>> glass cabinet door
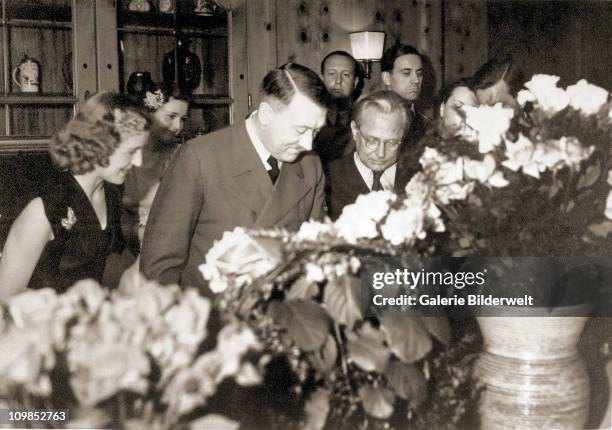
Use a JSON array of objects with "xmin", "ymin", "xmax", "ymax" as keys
[
  {"xmin": 0, "ymin": 0, "xmax": 78, "ymax": 147},
  {"xmin": 116, "ymin": 0, "xmax": 232, "ymax": 138}
]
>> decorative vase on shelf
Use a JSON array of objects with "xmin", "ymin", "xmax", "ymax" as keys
[
  {"xmin": 126, "ymin": 71, "xmax": 155, "ymax": 102},
  {"xmin": 194, "ymin": 0, "xmax": 216, "ymax": 16},
  {"xmin": 128, "ymin": 0, "xmax": 152, "ymax": 12},
  {"xmin": 158, "ymin": 0, "xmax": 174, "ymax": 13},
  {"xmin": 12, "ymin": 54, "xmax": 40, "ymax": 93},
  {"xmin": 475, "ymin": 305, "xmax": 591, "ymax": 430},
  {"xmin": 162, "ymin": 38, "xmax": 202, "ymax": 95}
]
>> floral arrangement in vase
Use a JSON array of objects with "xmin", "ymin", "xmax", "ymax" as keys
[
  {"xmin": 418, "ymin": 74, "xmax": 612, "ymax": 305},
  {"xmin": 199, "ymin": 189, "xmax": 479, "ymax": 430},
  {"xmin": 0, "ymin": 275, "xmax": 261, "ymax": 429}
]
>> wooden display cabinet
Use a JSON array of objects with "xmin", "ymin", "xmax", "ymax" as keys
[
  {"xmin": 0, "ymin": 0, "xmax": 96, "ymax": 152},
  {"xmin": 114, "ymin": 0, "xmax": 234, "ymax": 138}
]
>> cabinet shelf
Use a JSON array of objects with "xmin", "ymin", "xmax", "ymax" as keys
[
  {"xmin": 118, "ymin": 24, "xmax": 226, "ymax": 37},
  {"xmin": 0, "ymin": 137, "xmax": 49, "ymax": 153},
  {"xmin": 192, "ymin": 95, "xmax": 232, "ymax": 105},
  {"xmin": 118, "ymin": 11, "xmax": 227, "ymax": 33},
  {"xmin": 5, "ymin": 4, "xmax": 71, "ymax": 23},
  {"xmin": 0, "ymin": 94, "xmax": 77, "ymax": 105}
]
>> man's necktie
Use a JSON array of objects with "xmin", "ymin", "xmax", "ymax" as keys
[
  {"xmin": 267, "ymin": 156, "xmax": 280, "ymax": 184},
  {"xmin": 372, "ymin": 170, "xmax": 384, "ymax": 191}
]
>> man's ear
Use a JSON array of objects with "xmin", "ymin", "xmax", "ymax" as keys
[
  {"xmin": 439, "ymin": 102, "xmax": 445, "ymax": 119},
  {"xmin": 381, "ymin": 71, "xmax": 391, "ymax": 88},
  {"xmin": 350, "ymin": 120, "xmax": 359, "ymax": 141},
  {"xmin": 353, "ymin": 77, "xmax": 359, "ymax": 90},
  {"xmin": 258, "ymin": 101, "xmax": 274, "ymax": 126}
]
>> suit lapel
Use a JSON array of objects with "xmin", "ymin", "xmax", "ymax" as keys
[
  {"xmin": 256, "ymin": 157, "xmax": 311, "ymax": 228},
  {"xmin": 219, "ymin": 122, "xmax": 272, "ymax": 215}
]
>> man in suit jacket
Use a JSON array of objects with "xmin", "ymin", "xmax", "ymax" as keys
[
  {"xmin": 140, "ymin": 63, "xmax": 329, "ymax": 293},
  {"xmin": 327, "ymin": 90, "xmax": 411, "ymax": 220}
]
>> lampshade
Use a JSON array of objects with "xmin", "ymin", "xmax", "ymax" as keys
[{"xmin": 349, "ymin": 31, "xmax": 385, "ymax": 61}]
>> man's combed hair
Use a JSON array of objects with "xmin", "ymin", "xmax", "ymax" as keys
[
  {"xmin": 381, "ymin": 43, "xmax": 422, "ymax": 73},
  {"xmin": 472, "ymin": 54, "xmax": 524, "ymax": 96},
  {"xmin": 260, "ymin": 62, "xmax": 331, "ymax": 109},
  {"xmin": 352, "ymin": 90, "xmax": 409, "ymax": 127}
]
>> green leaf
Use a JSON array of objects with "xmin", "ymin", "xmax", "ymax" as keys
[
  {"xmin": 268, "ymin": 300, "xmax": 329, "ymax": 351},
  {"xmin": 380, "ymin": 316, "xmax": 432, "ymax": 363},
  {"xmin": 385, "ymin": 360, "xmax": 427, "ymax": 405},
  {"xmin": 303, "ymin": 388, "xmax": 330, "ymax": 430},
  {"xmin": 577, "ymin": 161, "xmax": 601, "ymax": 190},
  {"xmin": 286, "ymin": 276, "xmax": 319, "ymax": 300},
  {"xmin": 324, "ymin": 274, "xmax": 363, "ymax": 328},
  {"xmin": 309, "ymin": 334, "xmax": 337, "ymax": 375},
  {"xmin": 417, "ymin": 317, "xmax": 451, "ymax": 345},
  {"xmin": 346, "ymin": 322, "xmax": 390, "ymax": 372},
  {"xmin": 358, "ymin": 386, "xmax": 395, "ymax": 419}
]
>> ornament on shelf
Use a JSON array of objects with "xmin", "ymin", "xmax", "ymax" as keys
[
  {"xmin": 158, "ymin": 0, "xmax": 174, "ymax": 13},
  {"xmin": 162, "ymin": 38, "xmax": 202, "ymax": 95},
  {"xmin": 128, "ymin": 0, "xmax": 152, "ymax": 12},
  {"xmin": 12, "ymin": 54, "xmax": 40, "ymax": 93},
  {"xmin": 194, "ymin": 0, "xmax": 216, "ymax": 16},
  {"xmin": 126, "ymin": 71, "xmax": 155, "ymax": 102}
]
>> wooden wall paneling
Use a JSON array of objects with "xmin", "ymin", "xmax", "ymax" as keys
[
  {"xmin": 246, "ymin": 0, "xmax": 277, "ymax": 110},
  {"xmin": 419, "ymin": 0, "xmax": 443, "ymax": 93},
  {"xmin": 229, "ymin": 0, "xmax": 248, "ymax": 121},
  {"xmin": 199, "ymin": 36, "xmax": 230, "ymax": 96},
  {"xmin": 95, "ymin": 0, "xmax": 120, "ymax": 91},
  {"xmin": 119, "ymin": 33, "xmax": 175, "ymax": 90},
  {"xmin": 73, "ymin": 0, "xmax": 97, "ymax": 105},
  {"xmin": 0, "ymin": 26, "xmax": 5, "ymax": 95},
  {"xmin": 578, "ymin": 2, "xmax": 612, "ymax": 90},
  {"xmin": 443, "ymin": 0, "xmax": 488, "ymax": 85},
  {"xmin": 488, "ymin": 1, "xmax": 612, "ymax": 90},
  {"xmin": 10, "ymin": 106, "xmax": 71, "ymax": 136}
]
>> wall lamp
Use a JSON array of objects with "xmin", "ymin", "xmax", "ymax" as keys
[{"xmin": 349, "ymin": 31, "xmax": 385, "ymax": 79}]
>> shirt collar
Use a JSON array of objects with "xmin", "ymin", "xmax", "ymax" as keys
[
  {"xmin": 245, "ymin": 111, "xmax": 274, "ymax": 169},
  {"xmin": 353, "ymin": 152, "xmax": 397, "ymax": 191}
]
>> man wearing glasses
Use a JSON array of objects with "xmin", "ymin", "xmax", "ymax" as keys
[{"xmin": 327, "ymin": 90, "xmax": 410, "ymax": 220}]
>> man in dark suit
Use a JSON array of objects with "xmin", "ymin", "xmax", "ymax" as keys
[
  {"xmin": 313, "ymin": 51, "xmax": 363, "ymax": 165},
  {"xmin": 327, "ymin": 90, "xmax": 411, "ymax": 220},
  {"xmin": 140, "ymin": 63, "xmax": 329, "ymax": 293},
  {"xmin": 380, "ymin": 44, "xmax": 430, "ymax": 189}
]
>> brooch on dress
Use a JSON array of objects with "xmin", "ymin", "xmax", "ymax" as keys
[{"xmin": 61, "ymin": 207, "xmax": 77, "ymax": 230}]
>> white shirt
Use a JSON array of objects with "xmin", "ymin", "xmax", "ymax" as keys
[
  {"xmin": 245, "ymin": 111, "xmax": 281, "ymax": 171},
  {"xmin": 353, "ymin": 152, "xmax": 396, "ymax": 191}
]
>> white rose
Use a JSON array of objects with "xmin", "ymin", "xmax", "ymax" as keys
[
  {"xmin": 516, "ymin": 89, "xmax": 536, "ymax": 107},
  {"xmin": 295, "ymin": 220, "xmax": 334, "ymax": 241},
  {"xmin": 335, "ymin": 191, "xmax": 395, "ymax": 242},
  {"xmin": 380, "ymin": 207, "xmax": 425, "ymax": 245},
  {"xmin": 523, "ymin": 74, "xmax": 569, "ymax": 116},
  {"xmin": 463, "ymin": 104, "xmax": 515, "ymax": 153},
  {"xmin": 464, "ymin": 155, "xmax": 509, "ymax": 187},
  {"xmin": 502, "ymin": 133, "xmax": 541, "ymax": 178},
  {"xmin": 566, "ymin": 79, "xmax": 609, "ymax": 116},
  {"xmin": 434, "ymin": 182, "xmax": 474, "ymax": 204}
]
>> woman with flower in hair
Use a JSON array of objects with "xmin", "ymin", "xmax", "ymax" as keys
[
  {"xmin": 0, "ymin": 92, "xmax": 150, "ymax": 298},
  {"xmin": 121, "ymin": 83, "xmax": 191, "ymax": 255}
]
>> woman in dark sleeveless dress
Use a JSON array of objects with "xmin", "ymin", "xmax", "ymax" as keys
[{"xmin": 0, "ymin": 92, "xmax": 150, "ymax": 297}]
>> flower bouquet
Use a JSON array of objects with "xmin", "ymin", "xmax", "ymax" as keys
[
  {"xmin": 419, "ymin": 75, "xmax": 612, "ymax": 306},
  {"xmin": 0, "ymin": 275, "xmax": 262, "ymax": 429},
  {"xmin": 199, "ymin": 190, "xmax": 479, "ymax": 430}
]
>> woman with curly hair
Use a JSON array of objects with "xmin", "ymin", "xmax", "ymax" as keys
[{"xmin": 0, "ymin": 92, "xmax": 150, "ymax": 297}]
